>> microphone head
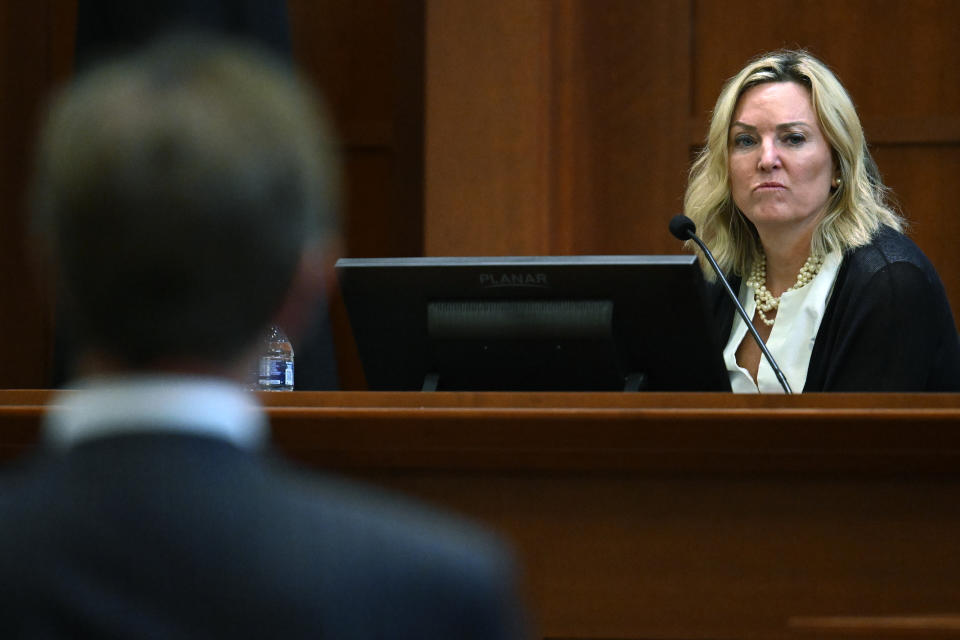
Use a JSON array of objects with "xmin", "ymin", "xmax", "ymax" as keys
[{"xmin": 669, "ymin": 215, "xmax": 696, "ymax": 241}]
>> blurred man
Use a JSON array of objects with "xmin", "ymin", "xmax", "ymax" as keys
[
  {"xmin": 0, "ymin": 35, "xmax": 526, "ymax": 639},
  {"xmin": 51, "ymin": 0, "xmax": 340, "ymax": 389}
]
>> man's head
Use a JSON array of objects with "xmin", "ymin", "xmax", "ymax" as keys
[{"xmin": 32, "ymin": 34, "xmax": 338, "ymax": 372}]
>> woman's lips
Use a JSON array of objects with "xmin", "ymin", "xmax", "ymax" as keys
[{"xmin": 755, "ymin": 182, "xmax": 787, "ymax": 191}]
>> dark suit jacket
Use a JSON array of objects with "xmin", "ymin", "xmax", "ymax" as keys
[
  {"xmin": 708, "ymin": 226, "xmax": 960, "ymax": 391},
  {"xmin": 0, "ymin": 432, "xmax": 526, "ymax": 638}
]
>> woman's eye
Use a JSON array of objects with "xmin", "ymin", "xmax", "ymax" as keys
[
  {"xmin": 784, "ymin": 133, "xmax": 806, "ymax": 145},
  {"xmin": 732, "ymin": 134, "xmax": 755, "ymax": 148}
]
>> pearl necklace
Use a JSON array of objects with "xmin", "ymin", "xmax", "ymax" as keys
[{"xmin": 746, "ymin": 252, "xmax": 823, "ymax": 326}]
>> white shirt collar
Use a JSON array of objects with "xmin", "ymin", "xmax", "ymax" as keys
[
  {"xmin": 44, "ymin": 375, "xmax": 268, "ymax": 450},
  {"xmin": 724, "ymin": 250, "xmax": 843, "ymax": 393}
]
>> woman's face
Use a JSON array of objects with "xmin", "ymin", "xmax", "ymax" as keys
[{"xmin": 727, "ymin": 82, "xmax": 836, "ymax": 239}]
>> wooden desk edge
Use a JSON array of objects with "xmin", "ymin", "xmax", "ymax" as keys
[{"xmin": 3, "ymin": 391, "xmax": 960, "ymax": 472}]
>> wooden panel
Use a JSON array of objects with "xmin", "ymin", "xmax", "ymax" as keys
[
  {"xmin": 424, "ymin": 0, "xmax": 551, "ymax": 256},
  {"xmin": 379, "ymin": 470, "xmax": 960, "ymax": 640},
  {"xmin": 265, "ymin": 393, "xmax": 960, "ymax": 639},
  {"xmin": 288, "ymin": 0, "xmax": 424, "ymax": 260},
  {"xmin": 0, "ymin": 1, "xmax": 74, "ymax": 388},
  {"xmin": 289, "ymin": 0, "xmax": 397, "ymax": 145},
  {"xmin": 209, "ymin": 393, "xmax": 960, "ymax": 640},
  {"xmin": 424, "ymin": 0, "xmax": 692, "ymax": 257},
  {"xmin": 549, "ymin": 0, "xmax": 691, "ymax": 256},
  {"xmin": 5, "ymin": 390, "xmax": 960, "ymax": 639},
  {"xmin": 692, "ymin": 0, "xmax": 960, "ymax": 123}
]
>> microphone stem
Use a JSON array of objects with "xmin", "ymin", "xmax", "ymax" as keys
[{"xmin": 688, "ymin": 234, "xmax": 793, "ymax": 394}]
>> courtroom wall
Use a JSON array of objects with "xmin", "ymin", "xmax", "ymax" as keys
[
  {"xmin": 1, "ymin": 0, "xmax": 958, "ymax": 388},
  {"xmin": 0, "ymin": 0, "xmax": 423, "ymax": 388},
  {"xmin": 425, "ymin": 0, "xmax": 960, "ymax": 328},
  {"xmin": 0, "ymin": 1, "xmax": 74, "ymax": 388}
]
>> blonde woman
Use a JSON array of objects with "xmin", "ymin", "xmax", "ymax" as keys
[{"xmin": 684, "ymin": 50, "xmax": 960, "ymax": 392}]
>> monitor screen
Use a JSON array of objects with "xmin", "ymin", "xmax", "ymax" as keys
[{"xmin": 335, "ymin": 255, "xmax": 730, "ymax": 391}]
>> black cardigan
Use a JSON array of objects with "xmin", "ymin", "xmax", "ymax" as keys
[{"xmin": 708, "ymin": 226, "xmax": 960, "ymax": 391}]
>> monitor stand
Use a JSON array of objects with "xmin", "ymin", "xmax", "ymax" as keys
[
  {"xmin": 422, "ymin": 372, "xmax": 440, "ymax": 392},
  {"xmin": 623, "ymin": 372, "xmax": 646, "ymax": 392}
]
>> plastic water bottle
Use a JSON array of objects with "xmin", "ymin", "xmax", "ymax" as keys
[{"xmin": 258, "ymin": 325, "xmax": 294, "ymax": 391}]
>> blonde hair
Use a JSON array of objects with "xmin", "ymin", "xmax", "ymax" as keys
[{"xmin": 682, "ymin": 49, "xmax": 903, "ymax": 278}]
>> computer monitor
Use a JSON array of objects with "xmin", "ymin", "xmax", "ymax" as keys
[{"xmin": 335, "ymin": 255, "xmax": 730, "ymax": 391}]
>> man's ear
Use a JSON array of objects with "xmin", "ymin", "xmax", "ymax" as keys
[{"xmin": 270, "ymin": 239, "xmax": 342, "ymax": 342}]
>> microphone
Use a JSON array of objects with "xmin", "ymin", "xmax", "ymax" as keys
[{"xmin": 669, "ymin": 214, "xmax": 793, "ymax": 394}]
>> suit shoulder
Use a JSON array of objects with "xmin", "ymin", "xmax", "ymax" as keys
[
  {"xmin": 271, "ymin": 463, "xmax": 518, "ymax": 583},
  {"xmin": 269, "ymin": 467, "xmax": 525, "ymax": 637}
]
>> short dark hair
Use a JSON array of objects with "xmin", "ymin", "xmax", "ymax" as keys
[{"xmin": 32, "ymin": 34, "xmax": 338, "ymax": 365}]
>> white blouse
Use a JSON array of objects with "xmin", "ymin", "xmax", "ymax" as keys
[{"xmin": 723, "ymin": 250, "xmax": 842, "ymax": 393}]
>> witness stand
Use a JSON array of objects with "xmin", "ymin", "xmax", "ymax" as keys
[{"xmin": 3, "ymin": 390, "xmax": 960, "ymax": 639}]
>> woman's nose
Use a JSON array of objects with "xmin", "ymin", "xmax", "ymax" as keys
[{"xmin": 757, "ymin": 139, "xmax": 781, "ymax": 171}]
